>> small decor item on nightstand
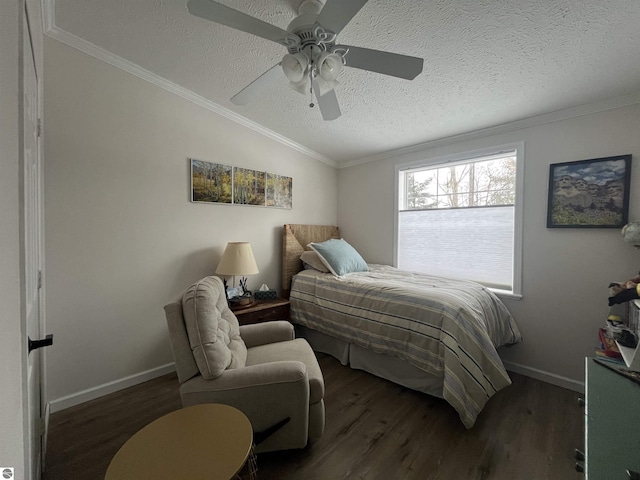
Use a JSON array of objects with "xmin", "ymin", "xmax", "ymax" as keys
[
  {"xmin": 231, "ymin": 277, "xmax": 254, "ymax": 307},
  {"xmin": 254, "ymin": 284, "xmax": 277, "ymax": 300},
  {"xmin": 216, "ymin": 242, "xmax": 259, "ymax": 308},
  {"xmin": 229, "ymin": 295, "xmax": 253, "ymax": 307}
]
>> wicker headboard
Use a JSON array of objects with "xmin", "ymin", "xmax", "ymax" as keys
[{"xmin": 282, "ymin": 224, "xmax": 339, "ymax": 298}]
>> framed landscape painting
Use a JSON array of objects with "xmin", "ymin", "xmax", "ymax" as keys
[
  {"xmin": 190, "ymin": 159, "xmax": 292, "ymax": 209},
  {"xmin": 233, "ymin": 167, "xmax": 265, "ymax": 206},
  {"xmin": 191, "ymin": 159, "xmax": 232, "ymax": 204},
  {"xmin": 547, "ymin": 154, "xmax": 631, "ymax": 228},
  {"xmin": 266, "ymin": 172, "xmax": 293, "ymax": 209}
]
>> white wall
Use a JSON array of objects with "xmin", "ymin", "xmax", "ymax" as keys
[
  {"xmin": 43, "ymin": 38, "xmax": 337, "ymax": 408},
  {"xmin": 338, "ymin": 104, "xmax": 640, "ymax": 388}
]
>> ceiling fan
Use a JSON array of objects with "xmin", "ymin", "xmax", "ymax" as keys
[{"xmin": 187, "ymin": 0, "xmax": 424, "ymax": 120}]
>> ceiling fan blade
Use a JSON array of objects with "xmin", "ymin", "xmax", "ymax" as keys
[
  {"xmin": 231, "ymin": 63, "xmax": 284, "ymax": 105},
  {"xmin": 188, "ymin": 0, "xmax": 289, "ymax": 44},
  {"xmin": 312, "ymin": 77, "xmax": 341, "ymax": 121},
  {"xmin": 340, "ymin": 45, "xmax": 424, "ymax": 80},
  {"xmin": 316, "ymin": 0, "xmax": 369, "ymax": 35}
]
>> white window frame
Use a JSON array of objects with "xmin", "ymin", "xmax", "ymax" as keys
[{"xmin": 393, "ymin": 142, "xmax": 524, "ymax": 299}]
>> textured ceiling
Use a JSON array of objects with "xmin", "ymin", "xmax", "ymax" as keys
[{"xmin": 50, "ymin": 0, "xmax": 640, "ymax": 165}]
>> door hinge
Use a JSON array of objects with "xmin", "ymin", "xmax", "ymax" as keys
[
  {"xmin": 37, "ymin": 118, "xmax": 42, "ymax": 137},
  {"xmin": 38, "ymin": 270, "xmax": 42, "ymax": 289}
]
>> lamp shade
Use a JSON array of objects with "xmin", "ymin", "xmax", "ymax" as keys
[
  {"xmin": 317, "ymin": 52, "xmax": 343, "ymax": 82},
  {"xmin": 215, "ymin": 242, "xmax": 259, "ymax": 276},
  {"xmin": 282, "ymin": 52, "xmax": 309, "ymax": 83}
]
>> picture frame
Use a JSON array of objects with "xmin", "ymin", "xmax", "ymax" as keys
[
  {"xmin": 233, "ymin": 167, "xmax": 265, "ymax": 206},
  {"xmin": 191, "ymin": 159, "xmax": 232, "ymax": 204},
  {"xmin": 547, "ymin": 154, "xmax": 632, "ymax": 228},
  {"xmin": 266, "ymin": 172, "xmax": 293, "ymax": 209},
  {"xmin": 190, "ymin": 158, "xmax": 292, "ymax": 209}
]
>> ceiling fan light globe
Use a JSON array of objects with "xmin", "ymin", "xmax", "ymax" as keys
[
  {"xmin": 317, "ymin": 52, "xmax": 344, "ymax": 82},
  {"xmin": 282, "ymin": 53, "xmax": 310, "ymax": 83}
]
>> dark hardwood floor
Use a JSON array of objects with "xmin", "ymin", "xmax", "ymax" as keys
[{"xmin": 44, "ymin": 354, "xmax": 584, "ymax": 480}]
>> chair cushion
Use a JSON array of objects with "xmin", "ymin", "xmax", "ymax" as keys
[
  {"xmin": 182, "ymin": 276, "xmax": 247, "ymax": 380},
  {"xmin": 246, "ymin": 338, "xmax": 324, "ymax": 404}
]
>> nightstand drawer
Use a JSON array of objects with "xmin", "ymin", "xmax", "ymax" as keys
[{"xmin": 233, "ymin": 299, "xmax": 290, "ymax": 326}]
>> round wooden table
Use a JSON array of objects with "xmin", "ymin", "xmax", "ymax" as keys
[{"xmin": 105, "ymin": 404, "xmax": 254, "ymax": 480}]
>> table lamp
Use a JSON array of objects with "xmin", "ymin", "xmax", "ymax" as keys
[{"xmin": 215, "ymin": 242, "xmax": 259, "ymax": 300}]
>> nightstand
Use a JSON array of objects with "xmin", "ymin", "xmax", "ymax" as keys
[{"xmin": 231, "ymin": 298, "xmax": 291, "ymax": 326}]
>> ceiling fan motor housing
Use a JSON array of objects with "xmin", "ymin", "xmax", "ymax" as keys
[
  {"xmin": 286, "ymin": 0, "xmax": 336, "ymax": 55},
  {"xmin": 286, "ymin": 28, "xmax": 336, "ymax": 56}
]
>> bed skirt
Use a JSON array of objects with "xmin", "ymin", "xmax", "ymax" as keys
[{"xmin": 294, "ymin": 324, "xmax": 443, "ymax": 399}]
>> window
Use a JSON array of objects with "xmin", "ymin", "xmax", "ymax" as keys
[{"xmin": 395, "ymin": 144, "xmax": 523, "ymax": 296}]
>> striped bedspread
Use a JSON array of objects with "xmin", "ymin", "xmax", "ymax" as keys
[{"xmin": 290, "ymin": 264, "xmax": 522, "ymax": 428}]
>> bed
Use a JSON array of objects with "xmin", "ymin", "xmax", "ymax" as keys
[{"xmin": 282, "ymin": 224, "xmax": 522, "ymax": 428}]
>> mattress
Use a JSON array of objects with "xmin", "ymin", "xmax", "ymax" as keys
[{"xmin": 290, "ymin": 264, "xmax": 522, "ymax": 428}]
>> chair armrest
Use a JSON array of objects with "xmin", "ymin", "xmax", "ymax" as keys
[{"xmin": 239, "ymin": 321, "xmax": 294, "ymax": 347}]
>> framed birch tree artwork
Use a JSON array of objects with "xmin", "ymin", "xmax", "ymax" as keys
[
  {"xmin": 233, "ymin": 167, "xmax": 265, "ymax": 206},
  {"xmin": 190, "ymin": 159, "xmax": 292, "ymax": 209},
  {"xmin": 266, "ymin": 172, "xmax": 293, "ymax": 209},
  {"xmin": 191, "ymin": 159, "xmax": 232, "ymax": 204}
]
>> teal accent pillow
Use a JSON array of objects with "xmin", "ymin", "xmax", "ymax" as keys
[{"xmin": 309, "ymin": 238, "xmax": 368, "ymax": 276}]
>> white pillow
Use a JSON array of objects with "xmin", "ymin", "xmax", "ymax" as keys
[
  {"xmin": 309, "ymin": 238, "xmax": 368, "ymax": 276},
  {"xmin": 300, "ymin": 250, "xmax": 330, "ymax": 273}
]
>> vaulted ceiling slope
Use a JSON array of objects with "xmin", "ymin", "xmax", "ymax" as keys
[{"xmin": 48, "ymin": 0, "xmax": 640, "ymax": 166}]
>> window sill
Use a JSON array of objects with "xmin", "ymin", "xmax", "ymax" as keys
[{"xmin": 491, "ymin": 289, "xmax": 522, "ymax": 301}]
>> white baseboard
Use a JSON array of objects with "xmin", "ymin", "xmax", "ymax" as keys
[
  {"xmin": 503, "ymin": 360, "xmax": 585, "ymax": 394},
  {"xmin": 48, "ymin": 363, "xmax": 176, "ymax": 413}
]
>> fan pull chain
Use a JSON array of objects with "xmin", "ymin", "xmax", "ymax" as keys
[{"xmin": 308, "ymin": 70, "xmax": 314, "ymax": 108}]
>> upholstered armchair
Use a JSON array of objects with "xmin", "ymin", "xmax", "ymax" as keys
[{"xmin": 164, "ymin": 276, "xmax": 325, "ymax": 453}]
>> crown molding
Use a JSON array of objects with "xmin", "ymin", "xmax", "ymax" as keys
[
  {"xmin": 42, "ymin": 0, "xmax": 337, "ymax": 169},
  {"xmin": 340, "ymin": 91, "xmax": 640, "ymax": 169}
]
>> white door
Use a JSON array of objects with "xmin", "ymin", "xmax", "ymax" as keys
[{"xmin": 23, "ymin": 5, "xmax": 48, "ymax": 479}]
